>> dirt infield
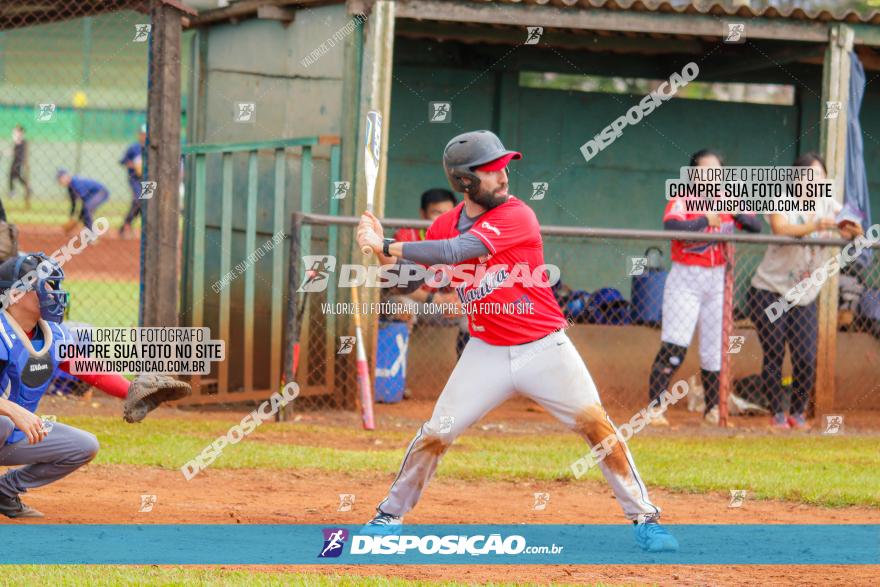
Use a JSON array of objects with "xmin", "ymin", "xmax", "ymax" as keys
[
  {"xmin": 5, "ymin": 465, "xmax": 879, "ymax": 586},
  {"xmin": 14, "ymin": 463, "xmax": 880, "ymax": 526},
  {"xmin": 2, "ymin": 395, "xmax": 877, "ymax": 586},
  {"xmin": 17, "ymin": 223, "xmax": 139, "ymax": 281}
]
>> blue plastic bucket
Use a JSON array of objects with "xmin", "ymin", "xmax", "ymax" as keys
[
  {"xmin": 375, "ymin": 322, "xmax": 409, "ymax": 403},
  {"xmin": 631, "ymin": 270, "xmax": 667, "ymax": 325}
]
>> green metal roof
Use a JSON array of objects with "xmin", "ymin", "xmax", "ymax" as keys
[{"xmin": 480, "ymin": 0, "xmax": 880, "ymax": 25}]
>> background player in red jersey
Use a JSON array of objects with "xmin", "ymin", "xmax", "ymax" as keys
[
  {"xmin": 646, "ymin": 149, "xmax": 761, "ymax": 427},
  {"xmin": 356, "ymin": 130, "xmax": 678, "ymax": 553}
]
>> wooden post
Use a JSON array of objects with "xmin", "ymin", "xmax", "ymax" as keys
[
  {"xmin": 355, "ymin": 0, "xmax": 396, "ymax": 407},
  {"xmin": 337, "ymin": 3, "xmax": 367, "ymax": 409},
  {"xmin": 815, "ymin": 24, "xmax": 854, "ymax": 418},
  {"xmin": 142, "ymin": 0, "xmax": 195, "ymax": 327}
]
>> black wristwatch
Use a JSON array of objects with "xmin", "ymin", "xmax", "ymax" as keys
[{"xmin": 382, "ymin": 238, "xmax": 395, "ymax": 257}]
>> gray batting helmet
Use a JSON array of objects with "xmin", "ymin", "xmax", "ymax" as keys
[{"xmin": 443, "ymin": 130, "xmax": 521, "ymax": 195}]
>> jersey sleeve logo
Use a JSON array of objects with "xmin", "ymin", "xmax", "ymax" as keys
[{"xmin": 480, "ymin": 221, "xmax": 501, "ymax": 236}]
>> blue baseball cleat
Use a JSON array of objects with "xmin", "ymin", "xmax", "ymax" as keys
[
  {"xmin": 361, "ymin": 509, "xmax": 403, "ymax": 535},
  {"xmin": 634, "ymin": 517, "xmax": 679, "ymax": 553}
]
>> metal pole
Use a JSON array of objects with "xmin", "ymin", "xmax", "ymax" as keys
[{"xmin": 293, "ymin": 212, "xmax": 879, "ymax": 249}]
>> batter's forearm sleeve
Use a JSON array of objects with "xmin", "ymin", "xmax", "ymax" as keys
[
  {"xmin": 60, "ymin": 362, "xmax": 130, "ymax": 399},
  {"xmin": 734, "ymin": 214, "xmax": 762, "ymax": 233},
  {"xmin": 400, "ymin": 233, "xmax": 489, "ymax": 265},
  {"xmin": 664, "ymin": 217, "xmax": 708, "ymax": 232},
  {"xmin": 389, "ymin": 235, "xmax": 490, "ymax": 293}
]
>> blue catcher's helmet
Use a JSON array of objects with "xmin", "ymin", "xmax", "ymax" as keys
[{"xmin": 0, "ymin": 252, "xmax": 70, "ymax": 323}]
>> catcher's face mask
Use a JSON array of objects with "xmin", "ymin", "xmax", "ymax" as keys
[{"xmin": 3, "ymin": 253, "xmax": 70, "ymax": 323}]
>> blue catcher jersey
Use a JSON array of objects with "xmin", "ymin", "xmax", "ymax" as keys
[{"xmin": 0, "ymin": 312, "xmax": 71, "ymax": 445}]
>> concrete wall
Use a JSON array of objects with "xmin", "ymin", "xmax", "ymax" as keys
[
  {"xmin": 195, "ymin": 6, "xmax": 348, "ymax": 144},
  {"xmin": 188, "ymin": 5, "xmax": 352, "ymax": 392}
]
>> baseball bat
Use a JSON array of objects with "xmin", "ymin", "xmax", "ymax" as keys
[
  {"xmin": 361, "ymin": 110, "xmax": 382, "ymax": 256},
  {"xmin": 292, "ymin": 286, "xmax": 308, "ymax": 376},
  {"xmin": 350, "ymin": 285, "xmax": 375, "ymax": 430}
]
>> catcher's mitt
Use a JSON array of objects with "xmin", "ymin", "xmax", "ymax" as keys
[{"xmin": 123, "ymin": 373, "xmax": 192, "ymax": 423}]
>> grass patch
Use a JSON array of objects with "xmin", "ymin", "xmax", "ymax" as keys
[
  {"xmin": 65, "ymin": 280, "xmax": 139, "ymax": 327},
  {"xmin": 67, "ymin": 416, "xmax": 880, "ymax": 508},
  {"xmin": 5, "ymin": 197, "xmax": 134, "ymax": 227},
  {"xmin": 2, "ymin": 566, "xmax": 601, "ymax": 587}
]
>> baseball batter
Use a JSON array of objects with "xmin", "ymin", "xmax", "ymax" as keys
[
  {"xmin": 356, "ymin": 130, "xmax": 678, "ymax": 552},
  {"xmin": 647, "ymin": 149, "xmax": 760, "ymax": 426},
  {"xmin": 0, "ymin": 253, "xmax": 190, "ymax": 518}
]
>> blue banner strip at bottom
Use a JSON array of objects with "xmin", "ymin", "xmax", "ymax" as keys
[{"xmin": 0, "ymin": 525, "xmax": 876, "ymax": 565}]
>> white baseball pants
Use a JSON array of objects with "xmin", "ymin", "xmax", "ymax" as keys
[
  {"xmin": 378, "ymin": 330, "xmax": 661, "ymax": 521},
  {"xmin": 661, "ymin": 262, "xmax": 725, "ymax": 371}
]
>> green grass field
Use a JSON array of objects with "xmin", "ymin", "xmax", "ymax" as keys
[
  {"xmin": 70, "ymin": 416, "xmax": 880, "ymax": 508},
  {"xmin": 16, "ymin": 415, "xmax": 878, "ymax": 585},
  {"xmin": 5, "ymin": 197, "xmax": 134, "ymax": 227},
  {"xmin": 65, "ymin": 280, "xmax": 140, "ymax": 327}
]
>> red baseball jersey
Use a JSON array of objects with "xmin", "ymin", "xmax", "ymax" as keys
[
  {"xmin": 425, "ymin": 196, "xmax": 567, "ymax": 345},
  {"xmin": 393, "ymin": 227, "xmax": 426, "ymax": 243},
  {"xmin": 663, "ymin": 199, "xmax": 735, "ymax": 268}
]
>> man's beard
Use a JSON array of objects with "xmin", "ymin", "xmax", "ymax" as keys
[{"xmin": 469, "ymin": 185, "xmax": 507, "ymax": 210}]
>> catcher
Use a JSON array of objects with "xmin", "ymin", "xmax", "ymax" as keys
[{"xmin": 0, "ymin": 252, "xmax": 190, "ymax": 518}]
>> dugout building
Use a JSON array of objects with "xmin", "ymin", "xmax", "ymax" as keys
[{"xmin": 175, "ymin": 0, "xmax": 880, "ymax": 419}]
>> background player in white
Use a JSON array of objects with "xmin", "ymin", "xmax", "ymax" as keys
[
  {"xmin": 356, "ymin": 130, "xmax": 678, "ymax": 552},
  {"xmin": 647, "ymin": 149, "xmax": 761, "ymax": 426},
  {"xmin": 748, "ymin": 152, "xmax": 861, "ymax": 429}
]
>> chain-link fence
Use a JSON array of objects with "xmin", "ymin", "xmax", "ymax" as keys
[
  {"xmin": 1, "ymin": 1, "xmax": 152, "ymax": 327},
  {"xmin": 291, "ymin": 212, "xmax": 880, "ymax": 428}
]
